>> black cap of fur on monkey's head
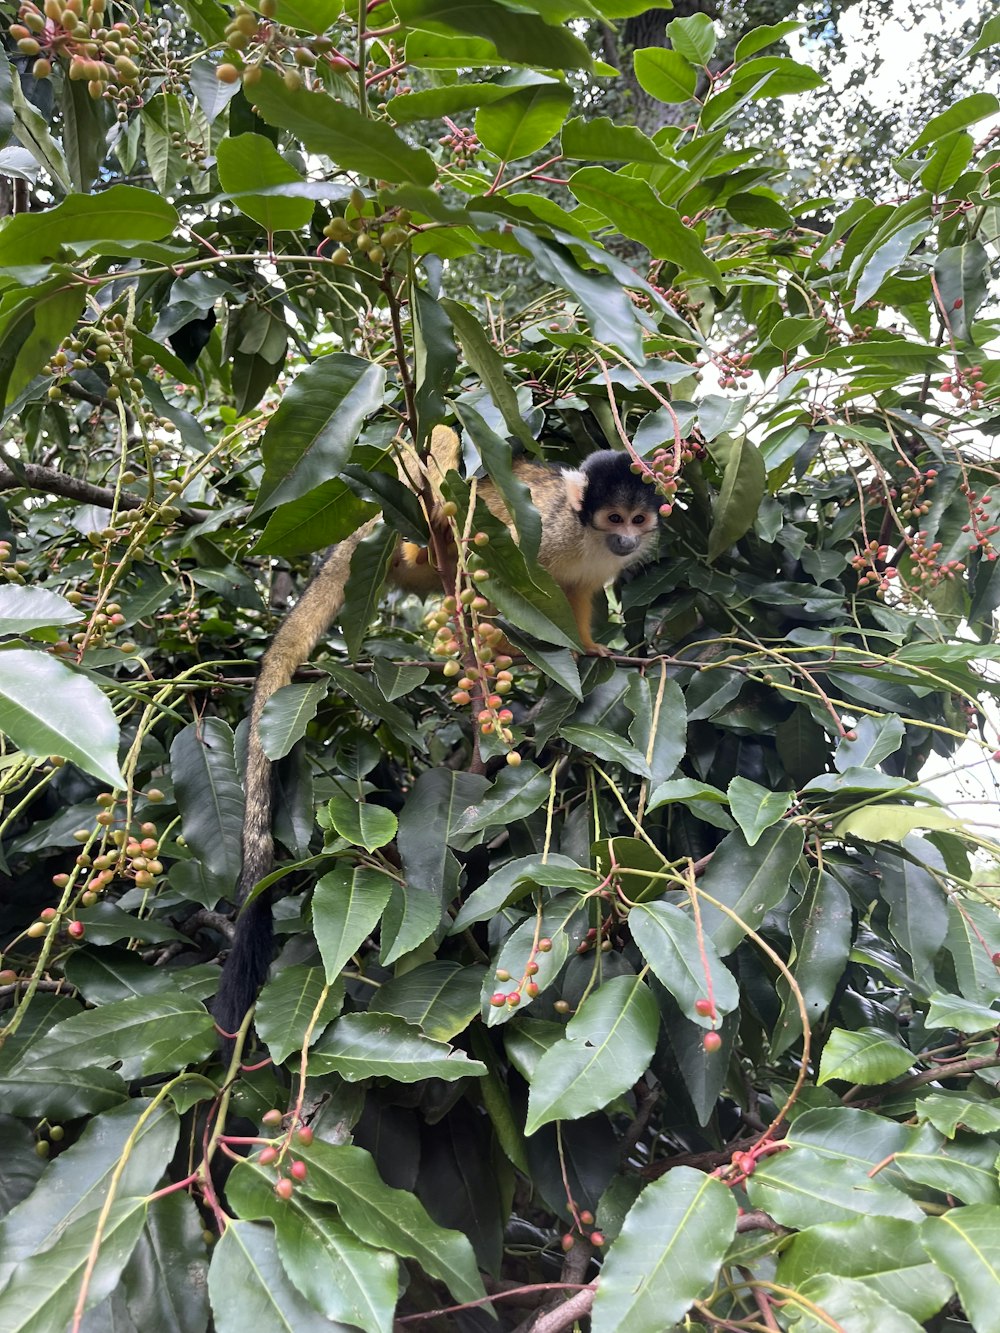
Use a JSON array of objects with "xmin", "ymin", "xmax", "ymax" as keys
[{"xmin": 573, "ymin": 450, "xmax": 658, "ymax": 526}]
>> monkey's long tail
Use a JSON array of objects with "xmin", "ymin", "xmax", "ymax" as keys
[{"xmin": 214, "ymin": 522, "xmax": 378, "ymax": 1055}]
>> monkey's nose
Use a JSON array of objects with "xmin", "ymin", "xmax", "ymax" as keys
[{"xmin": 607, "ymin": 534, "xmax": 640, "ymax": 556}]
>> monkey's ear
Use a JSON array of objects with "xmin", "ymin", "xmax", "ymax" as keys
[{"xmin": 562, "ymin": 468, "xmax": 587, "ymax": 512}]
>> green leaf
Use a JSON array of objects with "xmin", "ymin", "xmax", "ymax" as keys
[
  {"xmin": 254, "ymin": 965, "xmax": 344, "ymax": 1064},
  {"xmin": 921, "ymin": 1205, "xmax": 1000, "ymax": 1332},
  {"xmin": 726, "ymin": 777, "xmax": 792, "ymax": 845},
  {"xmin": 10, "ymin": 65, "xmax": 71, "ymax": 191},
  {"xmin": 525, "ymin": 975, "xmax": 659, "ymax": 1133},
  {"xmin": 450, "ymin": 853, "xmax": 593, "ymax": 932},
  {"xmin": 667, "ymin": 13, "xmax": 717, "ymax": 64},
  {"xmin": 0, "ymin": 50, "xmax": 12, "ymax": 152},
  {"xmin": 373, "ymin": 658, "xmax": 428, "ymax": 700},
  {"xmin": 216, "ymin": 133, "xmax": 313, "ymax": 233},
  {"xmin": 251, "ymin": 353, "xmax": 386, "ymax": 518},
  {"xmin": 170, "ymin": 718, "xmax": 243, "ymax": 897},
  {"xmin": 341, "ymin": 522, "xmax": 397, "ymax": 658},
  {"xmin": 514, "ymin": 229, "xmax": 645, "ymax": 362},
  {"xmin": 730, "ymin": 55, "xmax": 824, "ymax": 99},
  {"xmin": 895, "ymin": 1124, "xmax": 1000, "ymax": 1205},
  {"xmin": 257, "ymin": 681, "xmax": 328, "ymax": 761},
  {"xmin": 920, "ymin": 130, "xmax": 974, "ymax": 193},
  {"xmin": 123, "ymin": 1191, "xmax": 211, "ymax": 1333},
  {"xmin": 0, "ymin": 1199, "xmax": 147, "ymax": 1333},
  {"xmin": 733, "ymin": 19, "xmax": 804, "ymax": 62},
  {"xmin": 19, "ymin": 993, "xmax": 216, "ymax": 1078},
  {"xmin": 312, "ymin": 865, "xmax": 395, "ymax": 983},
  {"xmin": 561, "ymin": 115, "xmax": 666, "ymax": 163},
  {"xmin": 905, "ymin": 93, "xmax": 1000, "ymax": 154},
  {"xmin": 817, "ymin": 1027, "xmax": 914, "ymax": 1086},
  {"xmin": 453, "ymin": 404, "xmax": 541, "ymax": 560},
  {"xmin": 326, "ymin": 795, "xmax": 398, "ymax": 851},
  {"xmin": 452, "ymin": 761, "xmax": 551, "ymax": 840},
  {"xmin": 591, "ymin": 1169, "xmax": 737, "ymax": 1331},
  {"xmin": 0, "ymin": 1100, "xmax": 178, "ymax": 1291},
  {"xmin": 393, "ymin": 0, "xmax": 592, "ymax": 69},
  {"xmin": 370, "ymin": 961, "xmax": 487, "ymax": 1041},
  {"xmin": 0, "ymin": 649, "xmax": 124, "ymax": 787},
  {"xmin": 777, "ymin": 1215, "xmax": 953, "ymax": 1324},
  {"xmin": 476, "ymin": 80, "xmax": 573, "ymax": 160},
  {"xmin": 294, "ymin": 1139, "xmax": 487, "ymax": 1305},
  {"xmin": 877, "ymin": 838, "xmax": 949, "ymax": 991},
  {"xmin": 268, "ymin": 0, "xmax": 347, "ymax": 32},
  {"xmin": 248, "ymin": 69, "xmax": 436, "ymax": 184},
  {"xmin": 0, "ymin": 1066, "xmax": 127, "ymax": 1120},
  {"xmin": 726, "ymin": 190, "xmax": 794, "ymax": 230},
  {"xmin": 698, "ymin": 823, "xmax": 803, "ymax": 955},
  {"xmin": 559, "ymin": 723, "xmax": 652, "ymax": 777},
  {"xmin": 0, "ymin": 277, "xmax": 88, "ymax": 407},
  {"xmin": 388, "ymin": 81, "xmax": 519, "ymax": 124},
  {"xmin": 933, "ymin": 241, "xmax": 990, "ymax": 343},
  {"xmin": 482, "ymin": 894, "xmax": 579, "ymax": 1025},
  {"xmin": 632, "ymin": 48, "xmax": 697, "ymax": 103},
  {"xmin": 769, "ymin": 316, "xmax": 826, "ymax": 352},
  {"xmin": 832, "ymin": 804, "xmax": 965, "ymax": 843},
  {"xmin": 833, "ymin": 714, "xmax": 904, "ymax": 771},
  {"xmin": 918, "ymin": 1092, "xmax": 1000, "ymax": 1138},
  {"xmin": 624, "ymin": 670, "xmax": 687, "ymax": 789},
  {"xmin": 0, "ymin": 586, "xmax": 82, "ymax": 634},
  {"xmin": 747, "ymin": 1145, "xmax": 923, "ymax": 1228},
  {"xmin": 792, "ymin": 1275, "xmax": 925, "ymax": 1332},
  {"xmin": 707, "ymin": 436, "xmax": 766, "ymax": 561},
  {"xmin": 440, "ymin": 298, "xmax": 535, "ymax": 449},
  {"xmin": 308, "ymin": 1011, "xmax": 486, "ymax": 1081},
  {"xmin": 925, "ymin": 991, "xmax": 1000, "ymax": 1033},
  {"xmin": 568, "ymin": 167, "xmax": 723, "ymax": 283},
  {"xmin": 630, "ymin": 901, "xmax": 740, "ymax": 1025},
  {"xmin": 224, "ymin": 1162, "xmax": 397, "ymax": 1333},
  {"xmin": 965, "ymin": 14, "xmax": 1000, "ymax": 55},
  {"xmin": 772, "ymin": 870, "xmax": 852, "ymax": 1057},
  {"xmin": 0, "ymin": 184, "xmax": 178, "ymax": 268},
  {"xmin": 208, "ymin": 1220, "xmax": 342, "ymax": 1333},
  {"xmin": 853, "ymin": 218, "xmax": 931, "ymax": 309}
]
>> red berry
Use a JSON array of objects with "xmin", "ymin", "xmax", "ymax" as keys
[
  {"xmin": 258, "ymin": 1146, "xmax": 278, "ymax": 1165},
  {"xmin": 296, "ymin": 1126, "xmax": 314, "ymax": 1145},
  {"xmin": 590, "ymin": 1231, "xmax": 605, "ymax": 1246},
  {"xmin": 290, "ymin": 1160, "xmax": 307, "ymax": 1180},
  {"xmin": 694, "ymin": 998, "xmax": 714, "ymax": 1017},
  {"xmin": 561, "ymin": 1233, "xmax": 575, "ymax": 1251},
  {"xmin": 262, "ymin": 1108, "xmax": 283, "ymax": 1126},
  {"xmin": 703, "ymin": 1030, "xmax": 722, "ymax": 1053},
  {"xmin": 67, "ymin": 920, "xmax": 85, "ymax": 939},
  {"xmin": 274, "ymin": 1177, "xmax": 294, "ymax": 1200}
]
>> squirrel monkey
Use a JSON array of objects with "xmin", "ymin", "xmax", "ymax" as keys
[{"xmin": 214, "ymin": 434, "xmax": 659, "ymax": 1047}]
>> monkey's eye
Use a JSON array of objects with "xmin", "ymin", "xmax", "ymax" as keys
[
  {"xmin": 632, "ymin": 514, "xmax": 647, "ymax": 525},
  {"xmin": 608, "ymin": 513, "xmax": 623, "ymax": 524}
]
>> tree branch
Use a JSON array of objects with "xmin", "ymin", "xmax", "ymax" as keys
[{"xmin": 0, "ymin": 463, "xmax": 197, "ymax": 525}]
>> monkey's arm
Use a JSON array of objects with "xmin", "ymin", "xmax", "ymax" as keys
[{"xmin": 214, "ymin": 520, "xmax": 378, "ymax": 1049}]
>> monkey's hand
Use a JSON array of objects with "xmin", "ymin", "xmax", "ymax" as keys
[{"xmin": 580, "ymin": 638, "xmax": 613, "ymax": 657}]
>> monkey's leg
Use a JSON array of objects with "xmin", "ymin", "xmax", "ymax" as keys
[{"xmin": 565, "ymin": 584, "xmax": 610, "ymax": 656}]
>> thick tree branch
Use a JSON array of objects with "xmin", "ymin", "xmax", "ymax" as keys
[{"xmin": 0, "ymin": 463, "xmax": 197, "ymax": 525}]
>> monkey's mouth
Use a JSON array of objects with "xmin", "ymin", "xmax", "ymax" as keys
[{"xmin": 606, "ymin": 534, "xmax": 642, "ymax": 556}]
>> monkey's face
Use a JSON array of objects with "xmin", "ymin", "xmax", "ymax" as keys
[{"xmin": 590, "ymin": 503, "xmax": 657, "ymax": 558}]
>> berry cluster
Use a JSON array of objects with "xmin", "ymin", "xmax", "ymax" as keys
[
  {"xmin": 438, "ymin": 119, "xmax": 480, "ymax": 169},
  {"xmin": 488, "ymin": 937, "xmax": 551, "ymax": 1010},
  {"xmin": 715, "ymin": 348, "xmax": 754, "ymax": 390},
  {"xmin": 941, "ymin": 365, "xmax": 988, "ymax": 408},
  {"xmin": 44, "ymin": 315, "xmax": 155, "ymax": 411},
  {"xmin": 216, "ymin": 2, "xmax": 349, "ymax": 92},
  {"xmin": 886, "ymin": 466, "xmax": 938, "ymax": 522},
  {"xmin": 321, "ymin": 190, "xmax": 411, "ymax": 269},
  {"xmin": 252, "ymin": 1111, "xmax": 313, "ymax": 1201},
  {"xmin": 959, "ymin": 483, "xmax": 999, "ymax": 560},
  {"xmin": 637, "ymin": 437, "xmax": 705, "ymax": 518},
  {"xmin": 365, "ymin": 39, "xmax": 412, "ymax": 101},
  {"xmin": 906, "ymin": 531, "xmax": 967, "ymax": 586},
  {"xmin": 10, "ymin": 0, "xmax": 145, "ymax": 112},
  {"xmin": 851, "ymin": 540, "xmax": 897, "ymax": 592}
]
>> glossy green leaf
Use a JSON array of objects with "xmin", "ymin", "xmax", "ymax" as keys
[
  {"xmin": 0, "ymin": 1198, "xmax": 146, "ymax": 1333},
  {"xmin": 225, "ymin": 1161, "xmax": 397, "ymax": 1333},
  {"xmin": 793, "ymin": 1275, "xmax": 924, "ymax": 1332},
  {"xmin": 294, "ymin": 1140, "xmax": 487, "ymax": 1305},
  {"xmin": 170, "ymin": 718, "xmax": 243, "ymax": 897},
  {"xmin": 251, "ymin": 353, "xmax": 386, "ymax": 518},
  {"xmin": 451, "ymin": 761, "xmax": 551, "ymax": 839},
  {"xmin": 254, "ymin": 965, "xmax": 344, "ymax": 1064},
  {"xmin": 727, "ymin": 190, "xmax": 794, "ymax": 230},
  {"xmin": 917, "ymin": 1092, "xmax": 1000, "ymax": 1138},
  {"xmin": 630, "ymin": 901, "xmax": 739, "ymax": 1025},
  {"xmin": 476, "ymin": 80, "xmax": 573, "ymax": 160},
  {"xmin": 0, "ymin": 586, "xmax": 82, "ymax": 634},
  {"xmin": 249, "ymin": 69, "xmax": 435, "ymax": 184},
  {"xmin": 625, "ymin": 671, "xmax": 686, "ymax": 789},
  {"xmin": 393, "ymin": 0, "xmax": 592, "ymax": 68},
  {"xmin": 733, "ymin": 19, "xmax": 804, "ymax": 62},
  {"xmin": 772, "ymin": 870, "xmax": 852, "ymax": 1056},
  {"xmin": 454, "ymin": 404, "xmax": 542, "ymax": 559},
  {"xmin": 832, "ymin": 804, "xmax": 965, "ymax": 843},
  {"xmin": 698, "ymin": 823, "xmax": 803, "ymax": 955},
  {"xmin": 726, "ymin": 777, "xmax": 792, "ymax": 845},
  {"xmin": 933, "ymin": 241, "xmax": 990, "ymax": 343},
  {"xmin": 667, "ymin": 13, "xmax": 717, "ymax": 64},
  {"xmin": 748, "ymin": 1145, "xmax": 923, "ymax": 1228},
  {"xmin": 769, "ymin": 315, "xmax": 826, "ymax": 351},
  {"xmin": 921, "ymin": 1206, "xmax": 1000, "ymax": 1332},
  {"xmin": 525, "ymin": 975, "xmax": 659, "ymax": 1133},
  {"xmin": 924, "ymin": 991, "xmax": 1000, "ymax": 1033},
  {"xmin": 0, "ymin": 1066, "xmax": 127, "ymax": 1120},
  {"xmin": 326, "ymin": 795, "xmax": 398, "ymax": 852},
  {"xmin": 0, "ymin": 649, "xmax": 124, "ymax": 787},
  {"xmin": 0, "ymin": 1100, "xmax": 178, "ymax": 1291},
  {"xmin": 966, "ymin": 13, "xmax": 1000, "ymax": 55},
  {"xmin": 592, "ymin": 1169, "xmax": 737, "ymax": 1331},
  {"xmin": 817, "ymin": 1026, "xmax": 914, "ymax": 1086},
  {"xmin": 568, "ymin": 167, "xmax": 723, "ymax": 283},
  {"xmin": 389, "ymin": 81, "xmax": 517, "ymax": 124},
  {"xmin": 920, "ymin": 130, "xmax": 974, "ymax": 192},
  {"xmin": 854, "ymin": 218, "xmax": 931, "ymax": 309},
  {"xmin": 560, "ymin": 723, "xmax": 652, "ymax": 777},
  {"xmin": 312, "ymin": 865, "xmax": 395, "ymax": 983},
  {"xmin": 441, "ymin": 299, "xmax": 535, "ymax": 449},
  {"xmin": 19, "ymin": 993, "xmax": 216, "ymax": 1078},
  {"xmin": 308, "ymin": 1011, "xmax": 486, "ymax": 1081},
  {"xmin": 632, "ymin": 48, "xmax": 697, "ymax": 103},
  {"xmin": 895, "ymin": 1124, "xmax": 1000, "ymax": 1205},
  {"xmin": 216, "ymin": 134, "xmax": 313, "ymax": 233},
  {"xmin": 253, "ymin": 480, "xmax": 377, "ymax": 559},
  {"xmin": 731, "ymin": 55, "xmax": 825, "ymax": 98},
  {"xmin": 707, "ymin": 436, "xmax": 766, "ymax": 562},
  {"xmin": 777, "ymin": 1215, "xmax": 953, "ymax": 1324},
  {"xmin": 877, "ymin": 838, "xmax": 949, "ymax": 991},
  {"xmin": 370, "ymin": 961, "xmax": 487, "ymax": 1041},
  {"xmin": 482, "ymin": 894, "xmax": 580, "ymax": 1025},
  {"xmin": 0, "ymin": 184, "xmax": 177, "ymax": 267},
  {"xmin": 905, "ymin": 92, "xmax": 1000, "ymax": 154},
  {"xmin": 208, "ymin": 1220, "xmax": 339, "ymax": 1333},
  {"xmin": 451, "ymin": 853, "xmax": 592, "ymax": 932},
  {"xmin": 561, "ymin": 115, "xmax": 666, "ymax": 163},
  {"xmin": 257, "ymin": 682, "xmax": 328, "ymax": 762},
  {"xmin": 833, "ymin": 714, "xmax": 904, "ymax": 771},
  {"xmin": 0, "ymin": 278, "xmax": 88, "ymax": 407}
]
